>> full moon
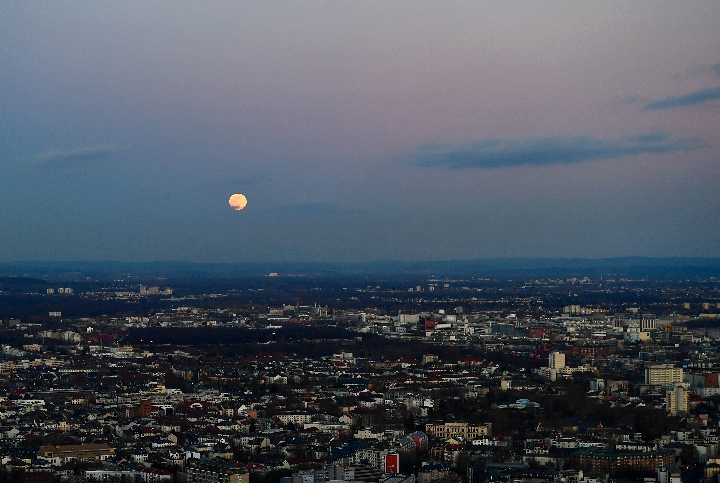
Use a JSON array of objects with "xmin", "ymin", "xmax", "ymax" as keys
[{"xmin": 229, "ymin": 193, "xmax": 248, "ymax": 211}]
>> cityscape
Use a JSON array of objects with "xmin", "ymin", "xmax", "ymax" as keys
[
  {"xmin": 0, "ymin": 262, "xmax": 720, "ymax": 483},
  {"xmin": 3, "ymin": 2, "xmax": 720, "ymax": 483}
]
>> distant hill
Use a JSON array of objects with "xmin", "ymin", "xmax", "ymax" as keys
[
  {"xmin": 0, "ymin": 276, "xmax": 50, "ymax": 293},
  {"xmin": 0, "ymin": 257, "xmax": 719, "ymax": 281}
]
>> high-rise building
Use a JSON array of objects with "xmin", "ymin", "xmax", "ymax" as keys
[
  {"xmin": 549, "ymin": 352, "xmax": 565, "ymax": 370},
  {"xmin": 645, "ymin": 364, "xmax": 683, "ymax": 386},
  {"xmin": 666, "ymin": 385, "xmax": 689, "ymax": 415}
]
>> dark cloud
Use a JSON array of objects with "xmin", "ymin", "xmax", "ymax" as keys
[
  {"xmin": 415, "ymin": 133, "xmax": 709, "ymax": 170},
  {"xmin": 675, "ymin": 63, "xmax": 720, "ymax": 80},
  {"xmin": 644, "ymin": 87, "xmax": 720, "ymax": 109},
  {"xmin": 25, "ymin": 144, "xmax": 122, "ymax": 166}
]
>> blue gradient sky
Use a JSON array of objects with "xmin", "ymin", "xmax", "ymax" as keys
[{"xmin": 2, "ymin": 2, "xmax": 719, "ymax": 262}]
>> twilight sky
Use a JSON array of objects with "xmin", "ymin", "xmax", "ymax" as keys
[{"xmin": 2, "ymin": 2, "xmax": 719, "ymax": 263}]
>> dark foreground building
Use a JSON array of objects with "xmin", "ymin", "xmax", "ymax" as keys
[{"xmin": 569, "ymin": 449, "xmax": 675, "ymax": 475}]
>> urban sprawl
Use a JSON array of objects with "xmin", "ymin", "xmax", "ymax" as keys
[{"xmin": 1, "ymin": 275, "xmax": 720, "ymax": 483}]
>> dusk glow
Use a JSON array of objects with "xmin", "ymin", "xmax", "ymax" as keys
[{"xmin": 2, "ymin": 2, "xmax": 719, "ymax": 262}]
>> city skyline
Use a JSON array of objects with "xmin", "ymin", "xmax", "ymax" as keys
[{"xmin": 2, "ymin": 2, "xmax": 719, "ymax": 263}]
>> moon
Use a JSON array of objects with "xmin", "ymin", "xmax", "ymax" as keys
[{"xmin": 229, "ymin": 193, "xmax": 248, "ymax": 211}]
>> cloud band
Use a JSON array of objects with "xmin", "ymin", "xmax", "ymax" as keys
[
  {"xmin": 415, "ymin": 133, "xmax": 709, "ymax": 169},
  {"xmin": 645, "ymin": 87, "xmax": 720, "ymax": 109},
  {"xmin": 26, "ymin": 144, "xmax": 122, "ymax": 166}
]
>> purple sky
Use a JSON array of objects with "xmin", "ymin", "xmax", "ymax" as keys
[{"xmin": 2, "ymin": 2, "xmax": 719, "ymax": 262}]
